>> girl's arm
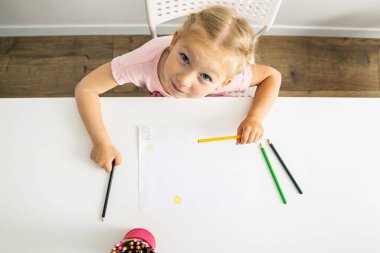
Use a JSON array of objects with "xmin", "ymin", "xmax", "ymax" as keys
[
  {"xmin": 236, "ymin": 64, "xmax": 282, "ymax": 144},
  {"xmin": 75, "ymin": 62, "xmax": 122, "ymax": 172}
]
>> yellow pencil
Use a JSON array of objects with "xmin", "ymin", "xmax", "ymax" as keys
[{"xmin": 198, "ymin": 135, "xmax": 242, "ymax": 143}]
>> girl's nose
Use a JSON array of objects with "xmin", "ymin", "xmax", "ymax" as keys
[{"xmin": 177, "ymin": 72, "xmax": 193, "ymax": 88}]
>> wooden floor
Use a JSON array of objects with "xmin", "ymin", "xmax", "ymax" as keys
[{"xmin": 1, "ymin": 35, "xmax": 380, "ymax": 98}]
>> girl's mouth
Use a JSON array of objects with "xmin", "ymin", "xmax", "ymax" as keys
[{"xmin": 172, "ymin": 81, "xmax": 184, "ymax": 94}]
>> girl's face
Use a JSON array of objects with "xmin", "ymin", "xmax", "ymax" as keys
[{"xmin": 161, "ymin": 32, "xmax": 231, "ymax": 98}]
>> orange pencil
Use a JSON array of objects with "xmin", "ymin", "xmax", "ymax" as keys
[{"xmin": 198, "ymin": 135, "xmax": 242, "ymax": 143}]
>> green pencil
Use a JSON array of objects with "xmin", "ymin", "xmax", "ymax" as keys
[{"xmin": 260, "ymin": 143, "xmax": 287, "ymax": 204}]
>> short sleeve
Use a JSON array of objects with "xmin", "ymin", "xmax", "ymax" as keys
[
  {"xmin": 211, "ymin": 65, "xmax": 252, "ymax": 94},
  {"xmin": 110, "ymin": 36, "xmax": 172, "ymax": 87}
]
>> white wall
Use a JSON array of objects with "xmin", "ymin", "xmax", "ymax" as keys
[{"xmin": 0, "ymin": 0, "xmax": 379, "ymax": 37}]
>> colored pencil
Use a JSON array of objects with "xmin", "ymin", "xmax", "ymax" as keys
[
  {"xmin": 260, "ymin": 143, "xmax": 287, "ymax": 204},
  {"xmin": 198, "ymin": 135, "xmax": 241, "ymax": 143},
  {"xmin": 267, "ymin": 139, "xmax": 303, "ymax": 194},
  {"xmin": 102, "ymin": 159, "xmax": 116, "ymax": 222}
]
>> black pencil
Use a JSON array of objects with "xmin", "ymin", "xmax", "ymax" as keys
[
  {"xmin": 267, "ymin": 139, "xmax": 303, "ymax": 194},
  {"xmin": 102, "ymin": 159, "xmax": 116, "ymax": 222}
]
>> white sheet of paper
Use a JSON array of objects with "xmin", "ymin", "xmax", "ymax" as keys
[{"xmin": 138, "ymin": 126, "xmax": 263, "ymax": 209}]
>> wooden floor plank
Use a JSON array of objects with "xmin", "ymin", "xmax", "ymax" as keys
[
  {"xmin": 378, "ymin": 47, "xmax": 380, "ymax": 91},
  {"xmin": 256, "ymin": 36, "xmax": 380, "ymax": 92},
  {"xmin": 0, "ymin": 36, "xmax": 114, "ymax": 97},
  {"xmin": 1, "ymin": 35, "xmax": 380, "ymax": 98},
  {"xmin": 0, "ymin": 55, "xmax": 86, "ymax": 97},
  {"xmin": 280, "ymin": 90, "xmax": 380, "ymax": 97}
]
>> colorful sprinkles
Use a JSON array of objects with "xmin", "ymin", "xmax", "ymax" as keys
[{"xmin": 110, "ymin": 239, "xmax": 155, "ymax": 253}]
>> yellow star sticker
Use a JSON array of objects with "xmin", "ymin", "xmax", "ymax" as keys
[
  {"xmin": 146, "ymin": 143, "xmax": 154, "ymax": 151},
  {"xmin": 173, "ymin": 195, "xmax": 182, "ymax": 204}
]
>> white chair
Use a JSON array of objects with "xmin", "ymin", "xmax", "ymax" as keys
[{"xmin": 144, "ymin": 0, "xmax": 282, "ymax": 41}]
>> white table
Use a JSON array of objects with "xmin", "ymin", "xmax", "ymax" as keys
[{"xmin": 0, "ymin": 97, "xmax": 380, "ymax": 253}]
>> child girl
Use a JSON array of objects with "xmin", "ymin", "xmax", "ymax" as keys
[{"xmin": 75, "ymin": 5, "xmax": 282, "ymax": 172}]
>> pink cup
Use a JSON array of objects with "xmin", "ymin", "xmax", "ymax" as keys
[{"xmin": 124, "ymin": 228, "xmax": 156, "ymax": 249}]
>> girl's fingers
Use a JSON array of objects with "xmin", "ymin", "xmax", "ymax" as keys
[
  {"xmin": 251, "ymin": 131, "xmax": 259, "ymax": 143},
  {"xmin": 114, "ymin": 153, "xmax": 122, "ymax": 166},
  {"xmin": 256, "ymin": 132, "xmax": 263, "ymax": 142},
  {"xmin": 104, "ymin": 161, "xmax": 113, "ymax": 173},
  {"xmin": 238, "ymin": 122, "xmax": 264, "ymax": 144},
  {"xmin": 247, "ymin": 130, "xmax": 257, "ymax": 143},
  {"xmin": 241, "ymin": 129, "xmax": 251, "ymax": 144},
  {"xmin": 236, "ymin": 127, "xmax": 243, "ymax": 145}
]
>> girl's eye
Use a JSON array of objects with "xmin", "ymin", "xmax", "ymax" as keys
[
  {"xmin": 200, "ymin": 73, "xmax": 212, "ymax": 82},
  {"xmin": 180, "ymin": 53, "xmax": 189, "ymax": 64}
]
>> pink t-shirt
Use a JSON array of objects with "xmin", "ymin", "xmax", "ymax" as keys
[{"xmin": 111, "ymin": 36, "xmax": 252, "ymax": 96}]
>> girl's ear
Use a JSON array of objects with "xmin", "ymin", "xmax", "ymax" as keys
[{"xmin": 170, "ymin": 30, "xmax": 181, "ymax": 49}]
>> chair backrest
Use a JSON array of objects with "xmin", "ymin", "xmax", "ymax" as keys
[{"xmin": 144, "ymin": 0, "xmax": 282, "ymax": 39}]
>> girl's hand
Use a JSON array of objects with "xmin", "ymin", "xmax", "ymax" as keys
[
  {"xmin": 90, "ymin": 144, "xmax": 122, "ymax": 172},
  {"xmin": 236, "ymin": 117, "xmax": 264, "ymax": 144}
]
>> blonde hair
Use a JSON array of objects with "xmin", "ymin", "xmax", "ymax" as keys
[{"xmin": 178, "ymin": 5, "xmax": 255, "ymax": 79}]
